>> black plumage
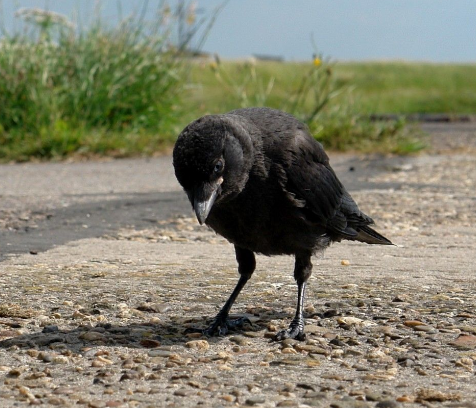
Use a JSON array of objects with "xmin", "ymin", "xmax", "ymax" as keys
[{"xmin": 173, "ymin": 107, "xmax": 392, "ymax": 340}]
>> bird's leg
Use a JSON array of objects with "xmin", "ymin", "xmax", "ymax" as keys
[
  {"xmin": 275, "ymin": 253, "xmax": 312, "ymax": 341},
  {"xmin": 188, "ymin": 246, "xmax": 255, "ymax": 337}
]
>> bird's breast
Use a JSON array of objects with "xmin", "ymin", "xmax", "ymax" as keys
[{"xmin": 206, "ymin": 187, "xmax": 326, "ymax": 256}]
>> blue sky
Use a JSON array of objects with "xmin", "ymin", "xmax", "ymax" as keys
[{"xmin": 1, "ymin": 0, "xmax": 475, "ymax": 62}]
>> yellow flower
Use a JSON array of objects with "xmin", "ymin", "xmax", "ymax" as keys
[
  {"xmin": 313, "ymin": 57, "xmax": 322, "ymax": 67},
  {"xmin": 209, "ymin": 61, "xmax": 218, "ymax": 71}
]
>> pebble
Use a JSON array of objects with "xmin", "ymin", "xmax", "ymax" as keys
[
  {"xmin": 148, "ymin": 349, "xmax": 173, "ymax": 358},
  {"xmin": 39, "ymin": 352, "xmax": 54, "ymax": 363},
  {"xmin": 412, "ymin": 325, "xmax": 435, "ymax": 333},
  {"xmin": 139, "ymin": 339, "xmax": 161, "ymax": 348},
  {"xmin": 18, "ymin": 385, "xmax": 36, "ymax": 400},
  {"xmin": 403, "ymin": 320, "xmax": 425, "ymax": 327},
  {"xmin": 294, "ymin": 344, "xmax": 329, "ymax": 354},
  {"xmin": 52, "ymin": 355, "xmax": 69, "ymax": 364},
  {"xmin": 245, "ymin": 396, "xmax": 266, "ymax": 406},
  {"xmin": 229, "ymin": 335, "xmax": 250, "ymax": 346},
  {"xmin": 330, "ymin": 399, "xmax": 371, "ymax": 408},
  {"xmin": 88, "ymin": 401, "xmax": 106, "ymax": 408},
  {"xmin": 243, "ymin": 330, "xmax": 262, "ymax": 338},
  {"xmin": 277, "ymin": 400, "xmax": 298, "ymax": 407},
  {"xmin": 375, "ymin": 401, "xmax": 399, "ymax": 408},
  {"xmin": 53, "ymin": 386, "xmax": 81, "ymax": 395},
  {"xmin": 156, "ymin": 303, "xmax": 172, "ymax": 313},
  {"xmin": 80, "ymin": 331, "xmax": 107, "ymax": 341},
  {"xmin": 42, "ymin": 325, "xmax": 59, "ymax": 333},
  {"xmin": 450, "ymin": 334, "xmax": 476, "ymax": 349},
  {"xmin": 185, "ymin": 340, "xmax": 209, "ymax": 351},
  {"xmin": 174, "ymin": 388, "xmax": 196, "ymax": 397}
]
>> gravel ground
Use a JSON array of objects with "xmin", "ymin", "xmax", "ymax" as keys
[{"xmin": 0, "ymin": 125, "xmax": 475, "ymax": 407}]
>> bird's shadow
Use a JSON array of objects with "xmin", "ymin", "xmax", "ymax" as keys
[{"xmin": 0, "ymin": 311, "xmax": 292, "ymax": 352}]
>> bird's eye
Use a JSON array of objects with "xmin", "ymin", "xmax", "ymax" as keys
[{"xmin": 214, "ymin": 160, "xmax": 224, "ymax": 174}]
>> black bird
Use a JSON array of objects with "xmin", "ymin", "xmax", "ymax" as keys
[{"xmin": 173, "ymin": 107, "xmax": 392, "ymax": 340}]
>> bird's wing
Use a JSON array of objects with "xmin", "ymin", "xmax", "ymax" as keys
[{"xmin": 283, "ymin": 131, "xmax": 369, "ymax": 238}]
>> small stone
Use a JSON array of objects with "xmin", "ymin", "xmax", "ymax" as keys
[
  {"xmin": 94, "ymin": 356, "xmax": 113, "ymax": 366},
  {"xmin": 243, "ymin": 331, "xmax": 262, "ymax": 338},
  {"xmin": 455, "ymin": 357, "xmax": 473, "ymax": 370},
  {"xmin": 304, "ymin": 391, "xmax": 328, "ymax": 399},
  {"xmin": 47, "ymin": 397, "xmax": 66, "ymax": 406},
  {"xmin": 216, "ymin": 351, "xmax": 232, "ymax": 361},
  {"xmin": 139, "ymin": 339, "xmax": 161, "ymax": 348},
  {"xmin": 148, "ymin": 349, "xmax": 172, "ymax": 358},
  {"xmin": 18, "ymin": 386, "xmax": 36, "ymax": 400},
  {"xmin": 205, "ymin": 383, "xmax": 219, "ymax": 392},
  {"xmin": 376, "ymin": 401, "xmax": 399, "ymax": 408},
  {"xmin": 330, "ymin": 399, "xmax": 371, "ymax": 407},
  {"xmin": 295, "ymin": 344, "xmax": 329, "ymax": 354},
  {"xmin": 39, "ymin": 352, "xmax": 54, "ymax": 363},
  {"xmin": 403, "ymin": 320, "xmax": 425, "ymax": 327},
  {"xmin": 174, "ymin": 388, "xmax": 195, "ymax": 397},
  {"xmin": 412, "ymin": 325, "xmax": 435, "ymax": 333},
  {"xmin": 341, "ymin": 259, "xmax": 350, "ymax": 266},
  {"xmin": 415, "ymin": 388, "xmax": 461, "ymax": 402},
  {"xmin": 218, "ymin": 364, "xmax": 232, "ymax": 371},
  {"xmin": 185, "ymin": 340, "xmax": 209, "ymax": 351},
  {"xmin": 353, "ymin": 364, "xmax": 369, "ymax": 371},
  {"xmin": 229, "ymin": 335, "xmax": 250, "ymax": 346},
  {"xmin": 185, "ymin": 332, "xmax": 203, "ymax": 339},
  {"xmin": 26, "ymin": 349, "xmax": 39, "ymax": 358},
  {"xmin": 450, "ymin": 334, "xmax": 476, "ymax": 349},
  {"xmin": 280, "ymin": 338, "xmax": 298, "ymax": 347},
  {"xmin": 365, "ymin": 392, "xmax": 385, "ymax": 402},
  {"xmin": 53, "ymin": 387, "xmax": 80, "ymax": 395},
  {"xmin": 157, "ymin": 303, "xmax": 172, "ymax": 313},
  {"xmin": 105, "ymin": 401, "xmax": 123, "ymax": 407},
  {"xmin": 88, "ymin": 401, "xmax": 106, "ymax": 408},
  {"xmin": 277, "ymin": 400, "xmax": 298, "ymax": 407},
  {"xmin": 80, "ymin": 331, "xmax": 106, "ymax": 341},
  {"xmin": 337, "ymin": 317, "xmax": 363, "ymax": 326},
  {"xmin": 245, "ymin": 396, "xmax": 266, "ymax": 406},
  {"xmin": 136, "ymin": 302, "xmax": 161, "ymax": 312},
  {"xmin": 396, "ymin": 396, "xmax": 414, "ymax": 403},
  {"xmin": 52, "ymin": 356, "xmax": 69, "ymax": 364},
  {"xmin": 42, "ymin": 325, "xmax": 59, "ymax": 333}
]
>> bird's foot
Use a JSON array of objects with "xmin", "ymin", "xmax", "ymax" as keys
[
  {"xmin": 185, "ymin": 316, "xmax": 252, "ymax": 337},
  {"xmin": 274, "ymin": 323, "xmax": 306, "ymax": 341}
]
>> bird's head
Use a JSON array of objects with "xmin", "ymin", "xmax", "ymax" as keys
[{"xmin": 173, "ymin": 115, "xmax": 254, "ymax": 225}]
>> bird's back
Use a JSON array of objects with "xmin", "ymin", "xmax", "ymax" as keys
[{"xmin": 221, "ymin": 108, "xmax": 391, "ymax": 248}]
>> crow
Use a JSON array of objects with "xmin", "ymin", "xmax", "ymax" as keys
[{"xmin": 173, "ymin": 107, "xmax": 392, "ymax": 340}]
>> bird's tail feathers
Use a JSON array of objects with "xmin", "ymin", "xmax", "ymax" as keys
[{"xmin": 354, "ymin": 225, "xmax": 393, "ymax": 245}]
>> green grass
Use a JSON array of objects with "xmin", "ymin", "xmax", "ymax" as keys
[
  {"xmin": 185, "ymin": 60, "xmax": 476, "ymax": 119},
  {"xmin": 1, "ymin": 6, "xmax": 475, "ymax": 161},
  {"xmin": 334, "ymin": 62, "xmax": 476, "ymax": 114},
  {"xmin": 0, "ymin": 6, "xmax": 190, "ymax": 162}
]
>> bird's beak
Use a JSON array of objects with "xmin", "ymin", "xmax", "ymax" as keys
[{"xmin": 192, "ymin": 178, "xmax": 223, "ymax": 225}]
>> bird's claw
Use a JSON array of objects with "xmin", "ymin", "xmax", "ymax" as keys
[
  {"xmin": 274, "ymin": 324, "xmax": 306, "ymax": 341},
  {"xmin": 185, "ymin": 316, "xmax": 252, "ymax": 337}
]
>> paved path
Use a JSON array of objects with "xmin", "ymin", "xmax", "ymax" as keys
[{"xmin": 0, "ymin": 124, "xmax": 475, "ymax": 407}]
